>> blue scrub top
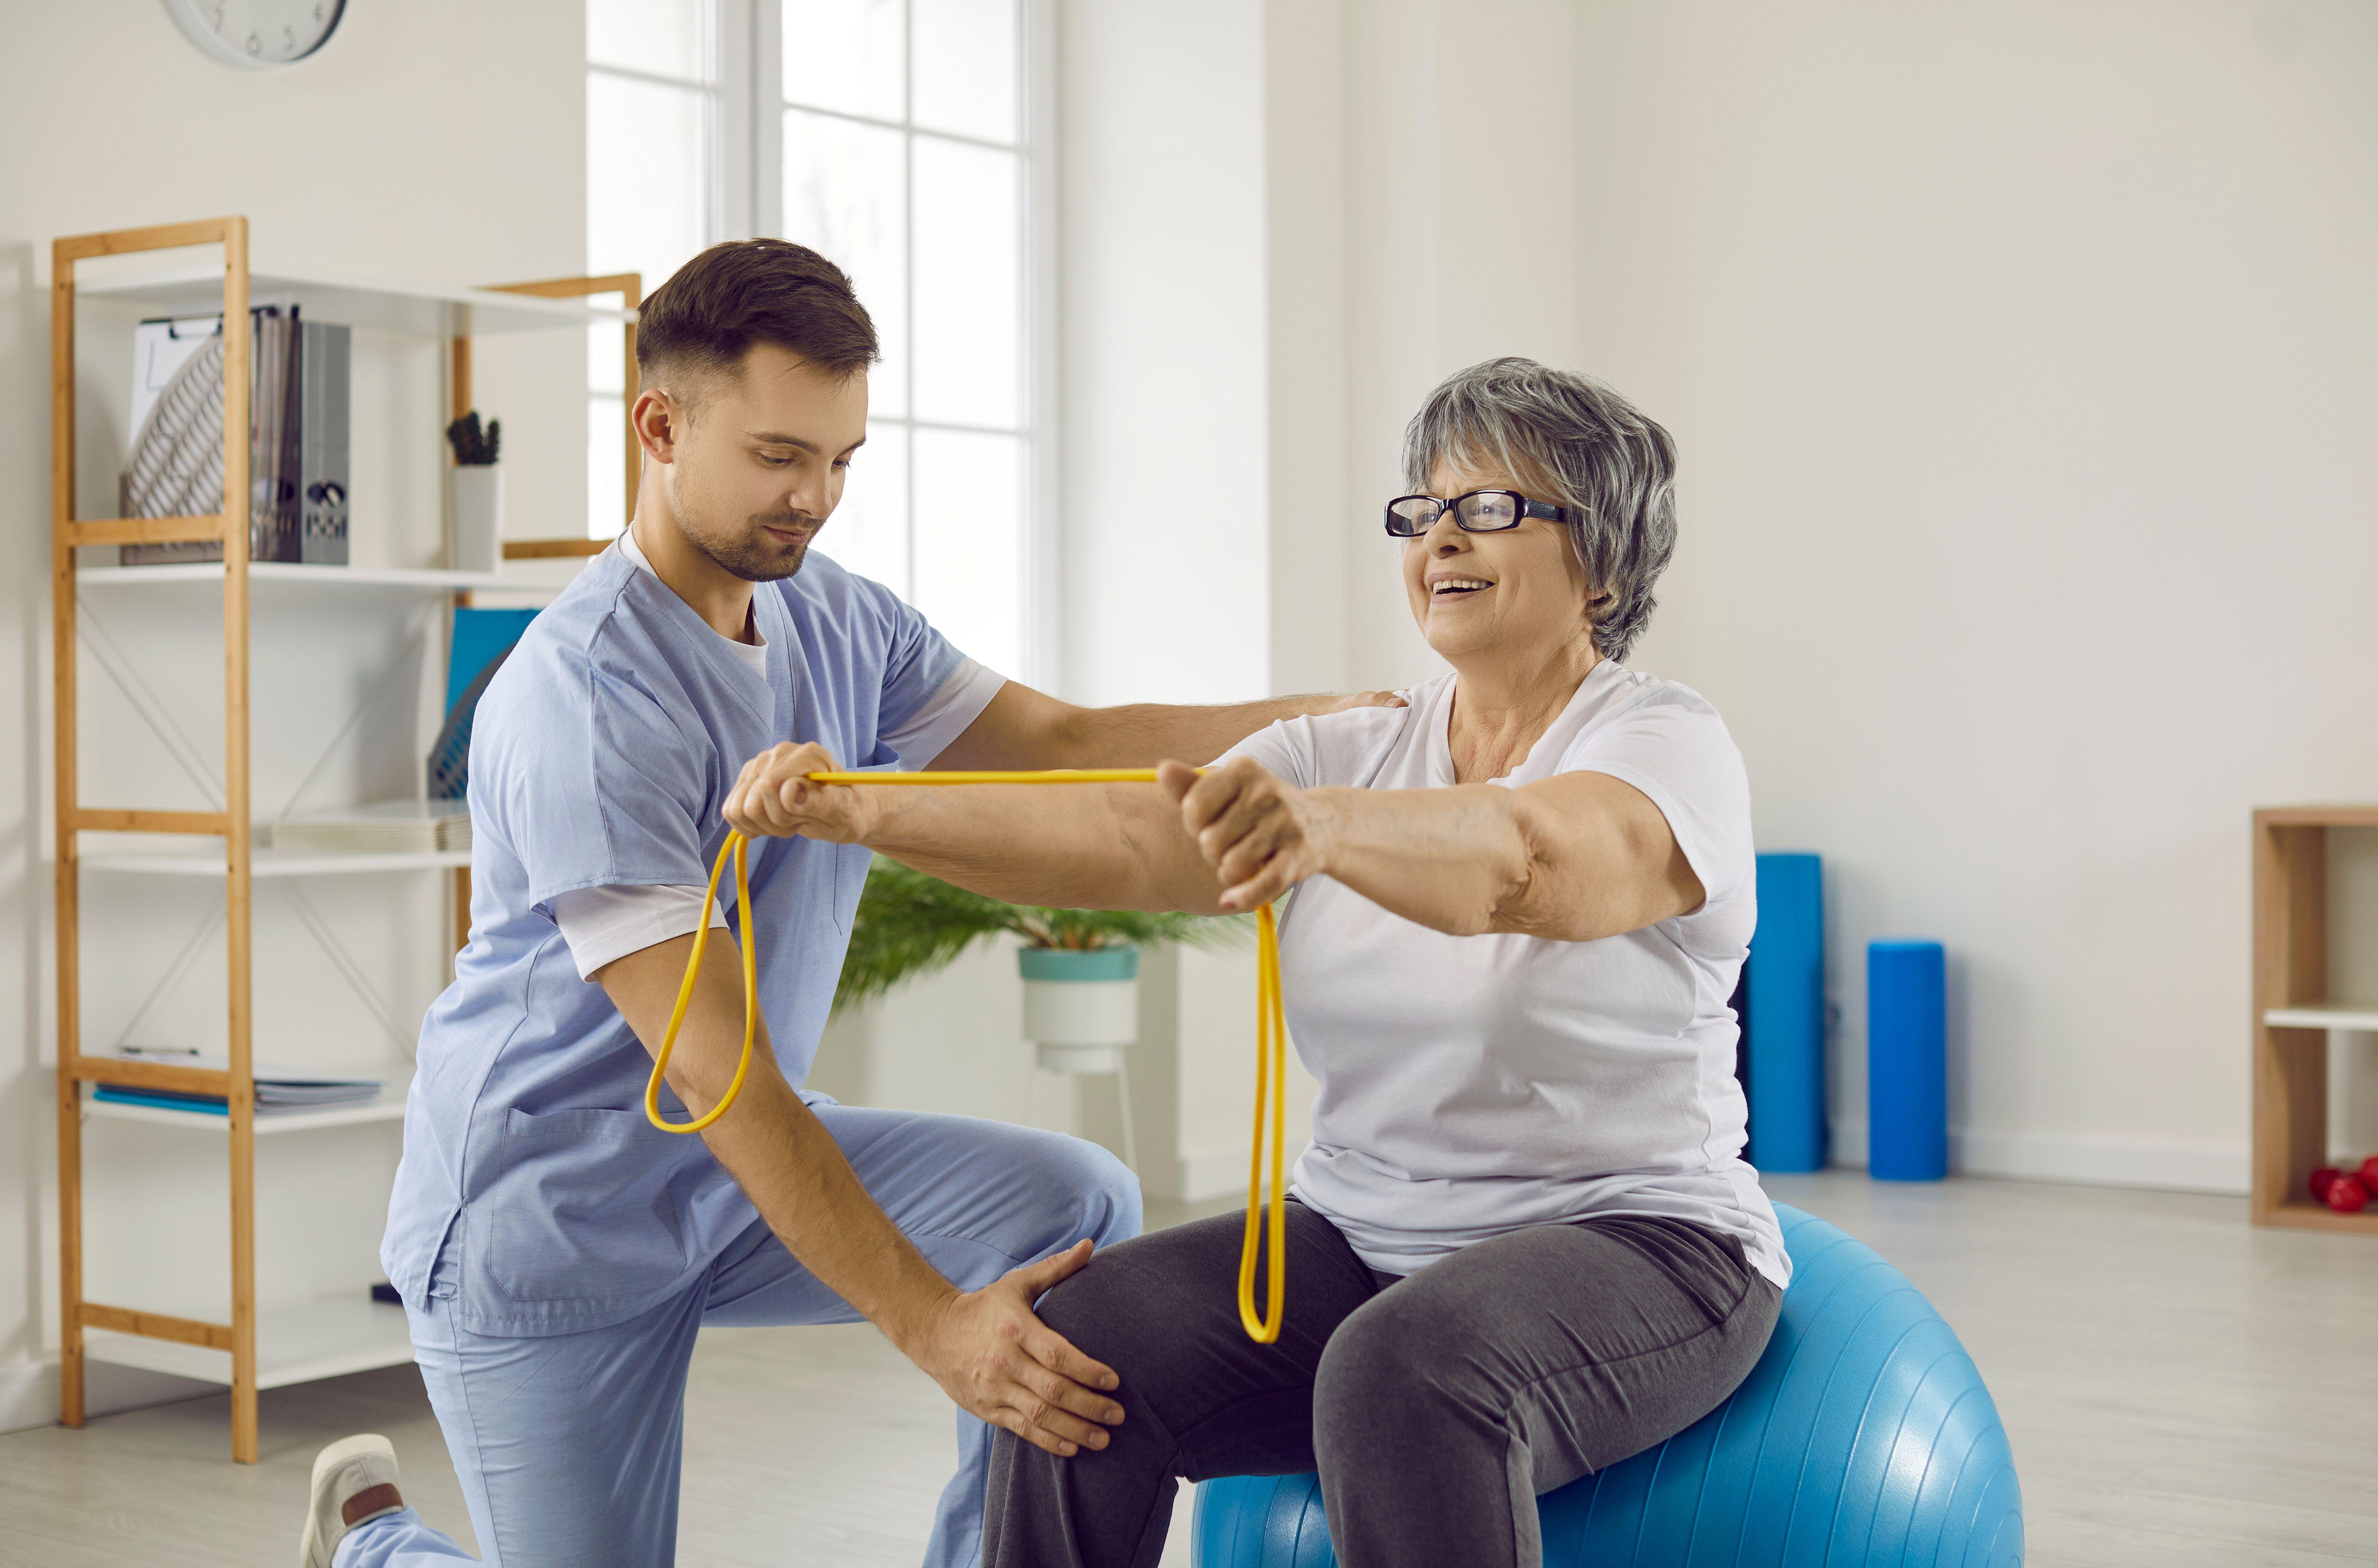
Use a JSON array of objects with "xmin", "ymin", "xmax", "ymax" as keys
[{"xmin": 382, "ymin": 546, "xmax": 970, "ymax": 1334}]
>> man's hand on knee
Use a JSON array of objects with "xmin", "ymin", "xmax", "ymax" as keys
[{"xmin": 903, "ymin": 1239, "xmax": 1125, "ymax": 1458}]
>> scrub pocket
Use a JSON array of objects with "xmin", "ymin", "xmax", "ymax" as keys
[{"xmin": 484, "ymin": 1105, "xmax": 698, "ymax": 1304}]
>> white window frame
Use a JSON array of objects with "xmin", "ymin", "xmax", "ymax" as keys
[
  {"xmin": 585, "ymin": 10, "xmax": 726, "ymax": 536},
  {"xmin": 592, "ymin": 1, "xmax": 1058, "ymax": 686}
]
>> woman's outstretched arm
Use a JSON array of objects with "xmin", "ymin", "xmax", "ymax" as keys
[
  {"xmin": 1163, "ymin": 756, "xmax": 1702, "ymax": 942},
  {"xmin": 721, "ymin": 742, "xmax": 1229, "ymax": 915}
]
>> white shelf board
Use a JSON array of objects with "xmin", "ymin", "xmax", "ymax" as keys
[
  {"xmin": 2266, "ymin": 1005, "xmax": 2378, "ymax": 1031},
  {"xmin": 82, "ymin": 844, "xmax": 468, "ymax": 877},
  {"xmin": 82, "ymin": 1295, "xmax": 415, "ymax": 1389},
  {"xmin": 76, "ymin": 561, "xmax": 517, "ymax": 593},
  {"xmin": 85, "ymin": 1085, "xmax": 408, "ymax": 1134},
  {"xmin": 76, "ymin": 264, "xmax": 634, "ymax": 337}
]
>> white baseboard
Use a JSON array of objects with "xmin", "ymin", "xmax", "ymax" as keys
[
  {"xmin": 1827, "ymin": 1117, "xmax": 2248, "ymax": 1195},
  {"xmin": 0, "ymin": 1355, "xmax": 222, "ymax": 1437},
  {"xmin": 1187, "ymin": 1124, "xmax": 2251, "ymax": 1206}
]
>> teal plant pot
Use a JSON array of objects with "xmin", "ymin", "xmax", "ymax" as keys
[
  {"xmin": 1019, "ymin": 946, "xmax": 1140, "ymax": 1068},
  {"xmin": 1016, "ymin": 947, "xmax": 1140, "ymax": 982}
]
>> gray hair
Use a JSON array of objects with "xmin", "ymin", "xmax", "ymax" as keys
[{"xmin": 1401, "ymin": 357, "xmax": 1677, "ymax": 662}]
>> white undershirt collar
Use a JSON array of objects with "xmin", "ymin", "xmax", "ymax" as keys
[{"xmin": 618, "ymin": 528, "xmax": 769, "ymax": 677}]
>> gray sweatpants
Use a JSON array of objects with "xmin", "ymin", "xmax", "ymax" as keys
[{"xmin": 983, "ymin": 1201, "xmax": 1781, "ymax": 1568}]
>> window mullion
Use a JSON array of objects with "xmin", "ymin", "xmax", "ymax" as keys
[
  {"xmin": 1020, "ymin": 0, "xmax": 1055, "ymax": 687},
  {"xmin": 902, "ymin": 0, "xmax": 918, "ymax": 604},
  {"xmin": 750, "ymin": 0, "xmax": 784, "ymax": 238},
  {"xmin": 715, "ymin": 0, "xmax": 751, "ymax": 239}
]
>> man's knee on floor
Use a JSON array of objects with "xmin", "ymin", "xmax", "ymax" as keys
[{"xmin": 1057, "ymin": 1138, "xmax": 1142, "ymax": 1251}]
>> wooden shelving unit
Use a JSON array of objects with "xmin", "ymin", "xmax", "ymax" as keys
[
  {"xmin": 2251, "ymin": 804, "xmax": 2378, "ymax": 1236},
  {"xmin": 51, "ymin": 215, "xmax": 638, "ymax": 1461}
]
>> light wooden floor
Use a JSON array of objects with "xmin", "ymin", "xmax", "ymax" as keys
[{"xmin": 2, "ymin": 1175, "xmax": 2374, "ymax": 1566}]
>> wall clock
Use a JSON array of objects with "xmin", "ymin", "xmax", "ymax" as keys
[{"xmin": 164, "ymin": 0, "xmax": 347, "ymax": 69}]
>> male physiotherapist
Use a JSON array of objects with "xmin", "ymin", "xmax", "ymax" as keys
[{"xmin": 300, "ymin": 239, "xmax": 1391, "ymax": 1568}]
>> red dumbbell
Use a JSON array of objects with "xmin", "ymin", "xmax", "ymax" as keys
[
  {"xmin": 2312, "ymin": 1167, "xmax": 2343, "ymax": 1202},
  {"xmin": 2327, "ymin": 1175, "xmax": 2371, "ymax": 1215},
  {"xmin": 2359, "ymin": 1155, "xmax": 2378, "ymax": 1190}
]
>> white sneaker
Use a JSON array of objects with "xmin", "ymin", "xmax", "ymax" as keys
[{"xmin": 300, "ymin": 1433, "xmax": 404, "ymax": 1568}]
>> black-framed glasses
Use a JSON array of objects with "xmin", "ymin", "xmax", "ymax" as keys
[{"xmin": 1383, "ymin": 489, "xmax": 1567, "ymax": 538}]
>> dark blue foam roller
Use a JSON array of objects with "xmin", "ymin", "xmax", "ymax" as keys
[
  {"xmin": 1869, "ymin": 940, "xmax": 1948, "ymax": 1181},
  {"xmin": 1749, "ymin": 854, "xmax": 1828, "ymax": 1171}
]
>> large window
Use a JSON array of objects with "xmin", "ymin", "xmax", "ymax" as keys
[{"xmin": 587, "ymin": 0, "xmax": 1044, "ymax": 680}]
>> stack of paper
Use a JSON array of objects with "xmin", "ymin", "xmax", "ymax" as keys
[
  {"xmin": 94, "ymin": 1051, "xmax": 387, "ymax": 1117},
  {"xmin": 273, "ymin": 800, "xmax": 470, "ymax": 855}
]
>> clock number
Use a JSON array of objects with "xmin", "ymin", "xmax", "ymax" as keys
[{"xmin": 181, "ymin": 0, "xmax": 342, "ymax": 66}]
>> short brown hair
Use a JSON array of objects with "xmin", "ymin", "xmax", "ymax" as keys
[{"xmin": 635, "ymin": 239, "xmax": 878, "ymax": 400}]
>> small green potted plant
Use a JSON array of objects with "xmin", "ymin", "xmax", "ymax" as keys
[{"xmin": 836, "ymin": 856, "xmax": 1247, "ymax": 1073}]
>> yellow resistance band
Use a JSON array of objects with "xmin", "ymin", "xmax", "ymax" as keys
[{"xmin": 643, "ymin": 769, "xmax": 1292, "ymax": 1344}]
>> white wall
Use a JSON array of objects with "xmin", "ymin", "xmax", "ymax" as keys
[
  {"xmin": 1056, "ymin": 0, "xmax": 1274, "ymax": 711},
  {"xmin": 1572, "ymin": 0, "xmax": 2378, "ymax": 1190},
  {"xmin": 1039, "ymin": 0, "xmax": 1325, "ymax": 1196},
  {"xmin": 1334, "ymin": 0, "xmax": 1590, "ymax": 692},
  {"xmin": 0, "ymin": 0, "xmax": 586, "ymax": 1433}
]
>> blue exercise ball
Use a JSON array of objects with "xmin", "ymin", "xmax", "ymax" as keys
[{"xmin": 1193, "ymin": 1203, "xmax": 2022, "ymax": 1567}]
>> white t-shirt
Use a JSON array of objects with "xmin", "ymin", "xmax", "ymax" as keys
[
  {"xmin": 548, "ymin": 534, "xmax": 1007, "ymax": 978},
  {"xmin": 1221, "ymin": 661, "xmax": 1788, "ymax": 1288}
]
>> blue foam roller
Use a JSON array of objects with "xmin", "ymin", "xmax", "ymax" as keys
[
  {"xmin": 1868, "ymin": 940, "xmax": 1948, "ymax": 1182},
  {"xmin": 1748, "ymin": 852, "xmax": 1827, "ymax": 1171},
  {"xmin": 1192, "ymin": 1204, "xmax": 2023, "ymax": 1568}
]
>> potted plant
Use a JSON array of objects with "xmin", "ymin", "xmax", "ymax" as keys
[
  {"xmin": 835, "ymin": 856, "xmax": 1248, "ymax": 1076},
  {"xmin": 446, "ymin": 411, "xmax": 502, "ymax": 573}
]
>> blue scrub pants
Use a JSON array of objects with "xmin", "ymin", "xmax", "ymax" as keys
[{"xmin": 338, "ymin": 1104, "xmax": 1141, "ymax": 1568}]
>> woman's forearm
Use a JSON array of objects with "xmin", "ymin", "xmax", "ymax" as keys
[
  {"xmin": 1305, "ymin": 785, "xmax": 1533, "ymax": 936},
  {"xmin": 1307, "ymin": 773, "xmax": 1700, "ymax": 942}
]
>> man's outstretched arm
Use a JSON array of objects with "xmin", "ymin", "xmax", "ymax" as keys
[
  {"xmin": 724, "ymin": 742, "xmax": 1229, "ymax": 915},
  {"xmin": 926, "ymin": 679, "xmax": 1401, "ymax": 772},
  {"xmin": 594, "ymin": 935, "xmax": 1125, "ymax": 1457}
]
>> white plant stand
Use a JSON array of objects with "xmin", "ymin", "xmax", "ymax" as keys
[{"xmin": 1020, "ymin": 947, "xmax": 1141, "ymax": 1172}]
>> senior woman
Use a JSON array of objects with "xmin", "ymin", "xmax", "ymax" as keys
[{"xmin": 725, "ymin": 357, "xmax": 1783, "ymax": 1568}]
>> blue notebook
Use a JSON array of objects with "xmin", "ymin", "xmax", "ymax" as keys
[{"xmin": 93, "ymin": 1085, "xmax": 228, "ymax": 1115}]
